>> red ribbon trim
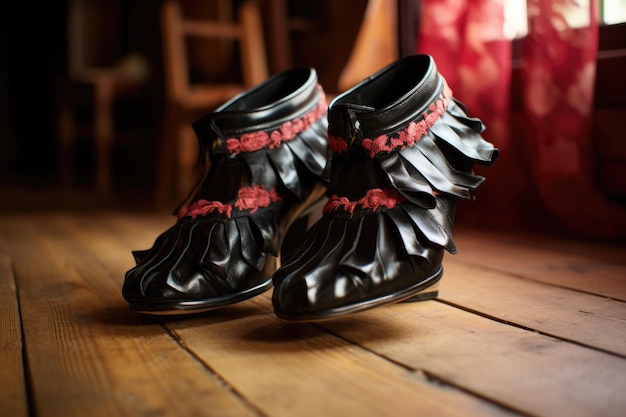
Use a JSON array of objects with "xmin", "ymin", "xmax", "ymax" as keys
[
  {"xmin": 178, "ymin": 185, "xmax": 282, "ymax": 219},
  {"xmin": 225, "ymin": 88, "xmax": 327, "ymax": 155},
  {"xmin": 331, "ymin": 83, "xmax": 452, "ymax": 157},
  {"xmin": 323, "ymin": 188, "xmax": 406, "ymax": 216}
]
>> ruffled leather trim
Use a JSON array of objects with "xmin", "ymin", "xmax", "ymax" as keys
[
  {"xmin": 375, "ymin": 98, "xmax": 497, "ymax": 211},
  {"xmin": 281, "ymin": 77, "xmax": 497, "ymax": 270},
  {"xmin": 326, "ymin": 80, "xmax": 497, "ymax": 210},
  {"xmin": 127, "ymin": 210, "xmax": 274, "ymax": 302},
  {"xmin": 239, "ymin": 108, "xmax": 329, "ymax": 201},
  {"xmin": 315, "ymin": 192, "xmax": 456, "ymax": 254},
  {"xmin": 274, "ymin": 204, "xmax": 447, "ymax": 315}
]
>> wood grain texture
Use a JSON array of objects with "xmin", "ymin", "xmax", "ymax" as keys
[
  {"xmin": 320, "ymin": 301, "xmax": 626, "ymax": 417},
  {"xmin": 453, "ymin": 227, "xmax": 626, "ymax": 300},
  {"xmin": 441, "ymin": 260, "xmax": 626, "ymax": 356},
  {"xmin": 0, "ymin": 254, "xmax": 29, "ymax": 417},
  {"xmin": 7, "ymin": 215, "xmax": 258, "ymax": 417},
  {"xmin": 2, "ymin": 212, "xmax": 625, "ymax": 417},
  {"xmin": 34, "ymin": 214, "xmax": 518, "ymax": 417},
  {"xmin": 454, "ymin": 226, "xmax": 626, "ymax": 265},
  {"xmin": 167, "ymin": 308, "xmax": 518, "ymax": 417}
]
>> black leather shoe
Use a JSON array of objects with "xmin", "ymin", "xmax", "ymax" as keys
[
  {"xmin": 272, "ymin": 55, "xmax": 498, "ymax": 321},
  {"xmin": 122, "ymin": 68, "xmax": 330, "ymax": 314}
]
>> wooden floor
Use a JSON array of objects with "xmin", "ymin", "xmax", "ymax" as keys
[{"xmin": 1, "ymin": 210, "xmax": 625, "ymax": 417}]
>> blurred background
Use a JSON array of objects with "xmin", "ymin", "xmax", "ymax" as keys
[{"xmin": 1, "ymin": 0, "xmax": 625, "ymax": 240}]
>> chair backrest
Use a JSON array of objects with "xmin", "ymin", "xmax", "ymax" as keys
[
  {"xmin": 337, "ymin": 0, "xmax": 398, "ymax": 92},
  {"xmin": 160, "ymin": 0, "xmax": 268, "ymax": 108}
]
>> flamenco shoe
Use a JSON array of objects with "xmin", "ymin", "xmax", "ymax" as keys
[
  {"xmin": 122, "ymin": 68, "xmax": 330, "ymax": 314},
  {"xmin": 272, "ymin": 55, "xmax": 499, "ymax": 321}
]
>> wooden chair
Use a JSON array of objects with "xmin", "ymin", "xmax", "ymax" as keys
[
  {"xmin": 262, "ymin": 0, "xmax": 396, "ymax": 93},
  {"xmin": 337, "ymin": 0, "xmax": 398, "ymax": 92},
  {"xmin": 157, "ymin": 0, "xmax": 268, "ymax": 205},
  {"xmin": 56, "ymin": 0, "xmax": 150, "ymax": 194}
]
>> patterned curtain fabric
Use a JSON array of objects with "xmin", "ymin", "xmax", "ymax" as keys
[{"xmin": 417, "ymin": 0, "xmax": 626, "ymax": 237}]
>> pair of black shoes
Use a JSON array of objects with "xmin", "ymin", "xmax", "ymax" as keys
[{"xmin": 122, "ymin": 55, "xmax": 498, "ymax": 321}]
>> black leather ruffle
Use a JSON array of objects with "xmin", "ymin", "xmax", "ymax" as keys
[
  {"xmin": 237, "ymin": 112, "xmax": 329, "ymax": 201},
  {"xmin": 273, "ymin": 201, "xmax": 447, "ymax": 317},
  {"xmin": 380, "ymin": 97, "xmax": 498, "ymax": 210},
  {"xmin": 125, "ymin": 203, "xmax": 282, "ymax": 311}
]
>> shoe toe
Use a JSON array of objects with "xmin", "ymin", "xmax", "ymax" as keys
[
  {"xmin": 122, "ymin": 259, "xmax": 230, "ymax": 307},
  {"xmin": 273, "ymin": 275, "xmax": 312, "ymax": 314},
  {"xmin": 273, "ymin": 268, "xmax": 367, "ymax": 320}
]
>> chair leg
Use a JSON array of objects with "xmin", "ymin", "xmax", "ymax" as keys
[
  {"xmin": 238, "ymin": 0, "xmax": 268, "ymax": 87},
  {"xmin": 93, "ymin": 77, "xmax": 114, "ymax": 194},
  {"xmin": 57, "ymin": 99, "xmax": 75, "ymax": 187}
]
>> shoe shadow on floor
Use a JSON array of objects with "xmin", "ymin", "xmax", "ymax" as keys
[
  {"xmin": 86, "ymin": 298, "xmax": 267, "ymax": 328},
  {"xmin": 235, "ymin": 309, "xmax": 416, "ymax": 352}
]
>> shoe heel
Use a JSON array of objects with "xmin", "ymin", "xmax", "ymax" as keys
[
  {"xmin": 274, "ymin": 181, "xmax": 328, "ymax": 271},
  {"xmin": 299, "ymin": 192, "xmax": 326, "ymax": 228},
  {"xmin": 263, "ymin": 253, "xmax": 281, "ymax": 273},
  {"xmin": 404, "ymin": 280, "xmax": 439, "ymax": 302}
]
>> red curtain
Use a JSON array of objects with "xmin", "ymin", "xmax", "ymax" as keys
[{"xmin": 417, "ymin": 0, "xmax": 626, "ymax": 238}]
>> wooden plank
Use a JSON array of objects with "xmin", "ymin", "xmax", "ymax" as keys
[
  {"xmin": 9, "ymin": 215, "xmax": 259, "ymax": 417},
  {"xmin": 52, "ymin": 213, "xmax": 626, "ymax": 393},
  {"xmin": 440, "ymin": 259, "xmax": 626, "ymax": 356},
  {"xmin": 452, "ymin": 229, "xmax": 626, "ymax": 300},
  {"xmin": 320, "ymin": 301, "xmax": 626, "ymax": 417},
  {"xmin": 166, "ymin": 309, "xmax": 520, "ymax": 417},
  {"xmin": 0, "ymin": 253, "xmax": 29, "ymax": 417},
  {"xmin": 44, "ymin": 211, "xmax": 520, "ymax": 417},
  {"xmin": 41, "ymin": 212, "xmax": 176, "ymax": 294},
  {"xmin": 454, "ymin": 226, "xmax": 626, "ymax": 265},
  {"xmin": 5, "ymin": 212, "xmax": 624, "ymax": 417},
  {"xmin": 97, "ymin": 211, "xmax": 173, "ymax": 247}
]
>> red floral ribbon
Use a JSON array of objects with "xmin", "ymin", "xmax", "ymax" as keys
[
  {"xmin": 225, "ymin": 88, "xmax": 327, "ymax": 155},
  {"xmin": 324, "ymin": 188, "xmax": 406, "ymax": 216},
  {"xmin": 178, "ymin": 185, "xmax": 282, "ymax": 219},
  {"xmin": 329, "ymin": 83, "xmax": 452, "ymax": 157}
]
